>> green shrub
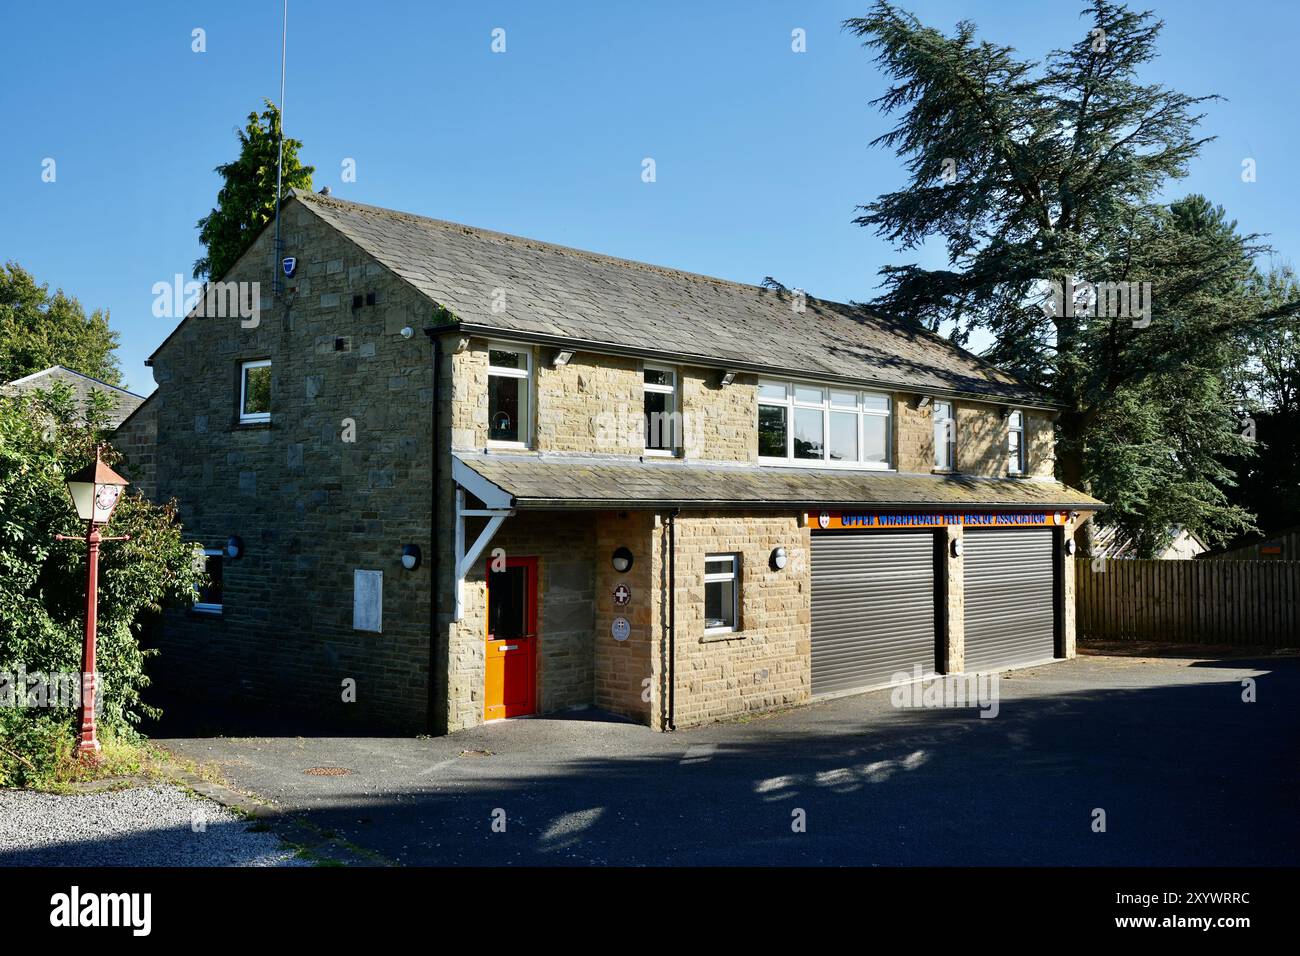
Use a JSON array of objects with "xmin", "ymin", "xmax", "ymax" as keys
[{"xmin": 0, "ymin": 385, "xmax": 201, "ymax": 786}]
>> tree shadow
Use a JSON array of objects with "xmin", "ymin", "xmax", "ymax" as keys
[{"xmin": 104, "ymin": 662, "xmax": 1300, "ymax": 867}]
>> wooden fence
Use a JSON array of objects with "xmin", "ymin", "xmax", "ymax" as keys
[{"xmin": 1075, "ymin": 558, "xmax": 1300, "ymax": 646}]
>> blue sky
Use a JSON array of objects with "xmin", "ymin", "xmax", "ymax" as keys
[{"xmin": 2, "ymin": 0, "xmax": 1296, "ymax": 395}]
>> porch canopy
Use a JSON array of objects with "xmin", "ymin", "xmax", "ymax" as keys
[{"xmin": 452, "ymin": 452, "xmax": 1106, "ymax": 513}]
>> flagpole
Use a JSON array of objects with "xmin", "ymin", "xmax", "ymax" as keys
[{"xmin": 273, "ymin": 0, "xmax": 287, "ymax": 293}]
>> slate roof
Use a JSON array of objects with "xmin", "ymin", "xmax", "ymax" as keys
[
  {"xmin": 455, "ymin": 452, "xmax": 1105, "ymax": 511},
  {"xmin": 2, "ymin": 365, "xmax": 145, "ymax": 428},
  {"xmin": 291, "ymin": 191, "xmax": 1048, "ymax": 406}
]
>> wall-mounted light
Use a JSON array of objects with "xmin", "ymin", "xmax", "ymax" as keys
[
  {"xmin": 951, "ymin": 539, "xmax": 964, "ymax": 558},
  {"xmin": 400, "ymin": 326, "xmax": 414, "ymax": 339},
  {"xmin": 1064, "ymin": 538, "xmax": 1077, "ymax": 556},
  {"xmin": 612, "ymin": 546, "xmax": 634, "ymax": 573},
  {"xmin": 720, "ymin": 370, "xmax": 737, "ymax": 387},
  {"xmin": 553, "ymin": 349, "xmax": 575, "ymax": 368},
  {"xmin": 1070, "ymin": 511, "xmax": 1081, "ymax": 521},
  {"xmin": 402, "ymin": 544, "xmax": 422, "ymax": 570},
  {"xmin": 225, "ymin": 535, "xmax": 243, "ymax": 560},
  {"xmin": 770, "ymin": 546, "xmax": 788, "ymax": 571},
  {"xmin": 916, "ymin": 396, "xmax": 933, "ymax": 410}
]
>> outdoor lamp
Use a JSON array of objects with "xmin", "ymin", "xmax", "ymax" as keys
[
  {"xmin": 225, "ymin": 535, "xmax": 243, "ymax": 559},
  {"xmin": 719, "ymin": 370, "xmax": 737, "ymax": 387},
  {"xmin": 951, "ymin": 539, "xmax": 964, "ymax": 558},
  {"xmin": 612, "ymin": 547, "xmax": 634, "ymax": 573},
  {"xmin": 65, "ymin": 451, "xmax": 129, "ymax": 525},
  {"xmin": 770, "ymin": 546, "xmax": 788, "ymax": 571},
  {"xmin": 1065, "ymin": 538, "xmax": 1077, "ymax": 555},
  {"xmin": 57, "ymin": 448, "xmax": 131, "ymax": 762},
  {"xmin": 402, "ymin": 544, "xmax": 421, "ymax": 570}
]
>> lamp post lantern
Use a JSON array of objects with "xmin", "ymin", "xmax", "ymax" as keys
[{"xmin": 56, "ymin": 448, "xmax": 130, "ymax": 760}]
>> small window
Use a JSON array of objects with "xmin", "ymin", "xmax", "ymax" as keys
[
  {"xmin": 239, "ymin": 360, "xmax": 271, "ymax": 424},
  {"xmin": 704, "ymin": 554, "xmax": 739, "ymax": 634},
  {"xmin": 1008, "ymin": 410, "xmax": 1025, "ymax": 474},
  {"xmin": 933, "ymin": 401, "xmax": 956, "ymax": 470},
  {"xmin": 193, "ymin": 547, "xmax": 223, "ymax": 615},
  {"xmin": 643, "ymin": 365, "xmax": 678, "ymax": 454},
  {"xmin": 487, "ymin": 345, "xmax": 532, "ymax": 446}
]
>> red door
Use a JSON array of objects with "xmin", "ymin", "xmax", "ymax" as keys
[{"xmin": 484, "ymin": 557, "xmax": 538, "ymax": 720}]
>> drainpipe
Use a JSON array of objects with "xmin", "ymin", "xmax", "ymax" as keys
[
  {"xmin": 666, "ymin": 507, "xmax": 680, "ymax": 731},
  {"xmin": 426, "ymin": 333, "xmax": 442, "ymax": 735}
]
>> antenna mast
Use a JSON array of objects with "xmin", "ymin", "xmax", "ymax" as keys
[{"xmin": 272, "ymin": 0, "xmax": 288, "ymax": 293}]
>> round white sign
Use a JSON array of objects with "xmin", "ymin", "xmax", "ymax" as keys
[{"xmin": 611, "ymin": 616, "xmax": 631, "ymax": 641}]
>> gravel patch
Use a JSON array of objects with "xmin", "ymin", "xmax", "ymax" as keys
[{"xmin": 0, "ymin": 784, "xmax": 308, "ymax": 867}]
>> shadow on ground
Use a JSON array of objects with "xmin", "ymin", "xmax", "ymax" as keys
[{"xmin": 31, "ymin": 656, "xmax": 1299, "ymax": 867}]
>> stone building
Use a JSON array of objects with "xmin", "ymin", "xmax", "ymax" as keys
[{"xmin": 116, "ymin": 190, "xmax": 1103, "ymax": 734}]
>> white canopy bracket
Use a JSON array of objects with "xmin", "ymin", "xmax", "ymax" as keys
[{"xmin": 451, "ymin": 459, "xmax": 514, "ymax": 621}]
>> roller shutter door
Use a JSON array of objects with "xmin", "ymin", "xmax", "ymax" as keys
[
  {"xmin": 811, "ymin": 532, "xmax": 937, "ymax": 695},
  {"xmin": 964, "ymin": 528, "xmax": 1057, "ymax": 672}
]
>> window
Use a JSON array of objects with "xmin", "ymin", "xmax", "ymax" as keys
[
  {"xmin": 193, "ymin": 548, "xmax": 223, "ymax": 615},
  {"xmin": 643, "ymin": 365, "xmax": 678, "ymax": 454},
  {"xmin": 704, "ymin": 554, "xmax": 739, "ymax": 634},
  {"xmin": 239, "ymin": 359, "xmax": 271, "ymax": 424},
  {"xmin": 758, "ymin": 379, "xmax": 891, "ymax": 468},
  {"xmin": 1007, "ymin": 410, "xmax": 1025, "ymax": 475},
  {"xmin": 487, "ymin": 345, "xmax": 532, "ymax": 445},
  {"xmin": 933, "ymin": 400, "xmax": 956, "ymax": 470}
]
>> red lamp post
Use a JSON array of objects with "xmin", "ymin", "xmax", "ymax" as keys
[{"xmin": 56, "ymin": 449, "xmax": 130, "ymax": 761}]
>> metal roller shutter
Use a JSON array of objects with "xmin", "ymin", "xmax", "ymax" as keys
[
  {"xmin": 963, "ymin": 528, "xmax": 1057, "ymax": 672},
  {"xmin": 811, "ymin": 532, "xmax": 938, "ymax": 695}
]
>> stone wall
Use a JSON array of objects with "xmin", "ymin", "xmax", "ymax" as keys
[
  {"xmin": 594, "ymin": 511, "xmax": 655, "ymax": 721},
  {"xmin": 650, "ymin": 512, "xmax": 811, "ymax": 730},
  {"xmin": 538, "ymin": 351, "xmax": 643, "ymax": 455},
  {"xmin": 893, "ymin": 393, "xmax": 935, "ymax": 473},
  {"xmin": 681, "ymin": 370, "xmax": 757, "ymax": 462},
  {"xmin": 144, "ymin": 197, "xmax": 437, "ymax": 731},
  {"xmin": 956, "ymin": 402, "xmax": 1005, "ymax": 475},
  {"xmin": 1027, "ymin": 411, "xmax": 1056, "ymax": 478},
  {"xmin": 112, "ymin": 395, "xmax": 159, "ymax": 502}
]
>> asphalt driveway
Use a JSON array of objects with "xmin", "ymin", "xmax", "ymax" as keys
[{"xmin": 143, "ymin": 654, "xmax": 1300, "ymax": 865}]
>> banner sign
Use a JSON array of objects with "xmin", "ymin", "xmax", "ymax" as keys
[{"xmin": 814, "ymin": 511, "xmax": 1066, "ymax": 530}]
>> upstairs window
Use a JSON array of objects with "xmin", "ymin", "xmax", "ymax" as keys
[
  {"xmin": 933, "ymin": 400, "xmax": 956, "ymax": 470},
  {"xmin": 758, "ymin": 380, "xmax": 891, "ymax": 468},
  {"xmin": 643, "ymin": 366, "xmax": 678, "ymax": 454},
  {"xmin": 239, "ymin": 359, "xmax": 271, "ymax": 424},
  {"xmin": 1007, "ymin": 410, "xmax": 1026, "ymax": 474},
  {"xmin": 193, "ymin": 547, "xmax": 223, "ymax": 615},
  {"xmin": 487, "ymin": 345, "xmax": 531, "ymax": 446}
]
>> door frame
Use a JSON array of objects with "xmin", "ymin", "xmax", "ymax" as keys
[{"xmin": 484, "ymin": 555, "xmax": 539, "ymax": 720}]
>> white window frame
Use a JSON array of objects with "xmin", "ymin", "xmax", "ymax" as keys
[
  {"xmin": 193, "ymin": 547, "xmax": 223, "ymax": 615},
  {"xmin": 238, "ymin": 359, "xmax": 271, "ymax": 425},
  {"xmin": 703, "ymin": 553, "xmax": 740, "ymax": 635},
  {"xmin": 1007, "ymin": 409, "xmax": 1026, "ymax": 475},
  {"xmin": 757, "ymin": 378, "xmax": 892, "ymax": 470},
  {"xmin": 642, "ymin": 364, "xmax": 678, "ymax": 456},
  {"xmin": 933, "ymin": 400, "xmax": 956, "ymax": 471},
  {"xmin": 486, "ymin": 343, "xmax": 533, "ymax": 449}
]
